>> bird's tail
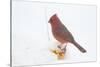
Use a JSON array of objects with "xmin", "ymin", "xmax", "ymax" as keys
[{"xmin": 72, "ymin": 41, "xmax": 86, "ymax": 53}]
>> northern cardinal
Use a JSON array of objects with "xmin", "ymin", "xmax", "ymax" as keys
[{"xmin": 48, "ymin": 14, "xmax": 86, "ymax": 53}]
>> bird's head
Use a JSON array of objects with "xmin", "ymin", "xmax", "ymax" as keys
[{"xmin": 48, "ymin": 14, "xmax": 57, "ymax": 24}]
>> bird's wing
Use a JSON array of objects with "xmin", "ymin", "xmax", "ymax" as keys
[{"xmin": 53, "ymin": 24, "xmax": 75, "ymax": 42}]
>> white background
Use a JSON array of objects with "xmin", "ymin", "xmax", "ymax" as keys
[{"xmin": 0, "ymin": 0, "xmax": 100, "ymax": 67}]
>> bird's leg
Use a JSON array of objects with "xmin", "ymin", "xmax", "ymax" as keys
[
  {"xmin": 57, "ymin": 43, "xmax": 63, "ymax": 49},
  {"xmin": 57, "ymin": 45, "xmax": 61, "ymax": 49},
  {"xmin": 61, "ymin": 46, "xmax": 66, "ymax": 53},
  {"xmin": 57, "ymin": 43, "xmax": 67, "ymax": 53}
]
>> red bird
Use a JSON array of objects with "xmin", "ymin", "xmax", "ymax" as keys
[{"xmin": 48, "ymin": 14, "xmax": 86, "ymax": 53}]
